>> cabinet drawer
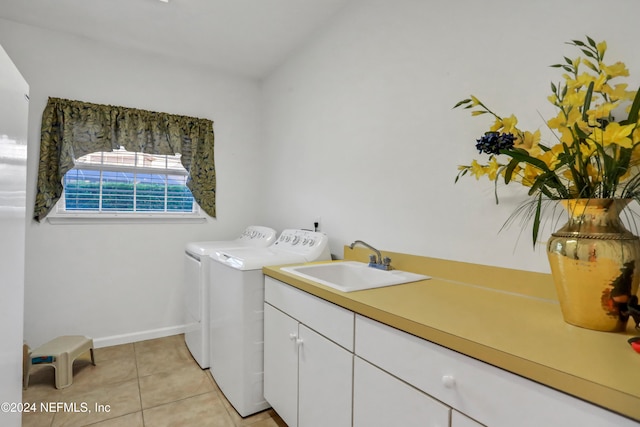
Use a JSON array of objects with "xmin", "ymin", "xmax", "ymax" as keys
[
  {"xmin": 355, "ymin": 315, "xmax": 635, "ymax": 427},
  {"xmin": 354, "ymin": 357, "xmax": 450, "ymax": 427},
  {"xmin": 265, "ymin": 277, "xmax": 354, "ymax": 350}
]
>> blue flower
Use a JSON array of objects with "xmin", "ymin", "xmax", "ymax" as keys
[{"xmin": 475, "ymin": 132, "xmax": 515, "ymax": 155}]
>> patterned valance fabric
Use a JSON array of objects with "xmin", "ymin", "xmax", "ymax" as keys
[{"xmin": 34, "ymin": 97, "xmax": 216, "ymax": 221}]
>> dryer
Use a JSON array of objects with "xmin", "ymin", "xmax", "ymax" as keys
[
  {"xmin": 184, "ymin": 225, "xmax": 276, "ymax": 368},
  {"xmin": 208, "ymin": 229, "xmax": 330, "ymax": 416}
]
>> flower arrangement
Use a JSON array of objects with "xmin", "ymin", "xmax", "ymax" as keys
[{"xmin": 455, "ymin": 36, "xmax": 640, "ymax": 246}]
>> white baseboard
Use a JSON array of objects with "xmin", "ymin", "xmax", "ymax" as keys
[{"xmin": 93, "ymin": 324, "xmax": 187, "ymax": 348}]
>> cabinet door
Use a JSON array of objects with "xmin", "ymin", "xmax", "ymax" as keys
[
  {"xmin": 298, "ymin": 324, "xmax": 353, "ymax": 427},
  {"xmin": 452, "ymin": 411, "xmax": 485, "ymax": 427},
  {"xmin": 354, "ymin": 357, "xmax": 450, "ymax": 427},
  {"xmin": 264, "ymin": 303, "xmax": 299, "ymax": 427}
]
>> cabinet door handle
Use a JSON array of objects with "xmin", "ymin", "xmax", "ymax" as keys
[
  {"xmin": 296, "ymin": 338, "xmax": 304, "ymax": 347},
  {"xmin": 289, "ymin": 333, "xmax": 298, "ymax": 341},
  {"xmin": 441, "ymin": 375, "xmax": 456, "ymax": 388}
]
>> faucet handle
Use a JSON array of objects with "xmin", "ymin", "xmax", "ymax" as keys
[
  {"xmin": 382, "ymin": 257, "xmax": 392, "ymax": 269},
  {"xmin": 369, "ymin": 254, "xmax": 377, "ymax": 264}
]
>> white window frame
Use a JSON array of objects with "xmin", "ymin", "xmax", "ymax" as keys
[{"xmin": 47, "ymin": 149, "xmax": 206, "ymax": 224}]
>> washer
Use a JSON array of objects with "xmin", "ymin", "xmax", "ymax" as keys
[
  {"xmin": 184, "ymin": 225, "xmax": 276, "ymax": 369},
  {"xmin": 208, "ymin": 229, "xmax": 330, "ymax": 417}
]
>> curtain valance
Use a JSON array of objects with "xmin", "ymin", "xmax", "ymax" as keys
[{"xmin": 34, "ymin": 97, "xmax": 216, "ymax": 221}]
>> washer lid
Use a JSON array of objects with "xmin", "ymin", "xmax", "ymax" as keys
[
  {"xmin": 211, "ymin": 247, "xmax": 308, "ymax": 271},
  {"xmin": 185, "ymin": 225, "xmax": 277, "ymax": 256},
  {"xmin": 186, "ymin": 240, "xmax": 240, "ymax": 257}
]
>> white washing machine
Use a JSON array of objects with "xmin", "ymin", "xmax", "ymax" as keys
[
  {"xmin": 208, "ymin": 229, "xmax": 330, "ymax": 417},
  {"xmin": 184, "ymin": 225, "xmax": 276, "ymax": 369}
]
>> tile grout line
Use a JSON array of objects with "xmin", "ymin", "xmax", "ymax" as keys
[
  {"xmin": 133, "ymin": 342, "xmax": 147, "ymax": 427},
  {"xmin": 84, "ymin": 345, "xmax": 143, "ymax": 427}
]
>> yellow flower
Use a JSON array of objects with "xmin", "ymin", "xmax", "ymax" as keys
[
  {"xmin": 589, "ymin": 122, "xmax": 635, "ymax": 148},
  {"xmin": 601, "ymin": 83, "xmax": 630, "ymax": 101},
  {"xmin": 600, "ymin": 61, "xmax": 629, "ymax": 79},
  {"xmin": 625, "ymin": 130, "xmax": 640, "ymax": 175},
  {"xmin": 586, "ymin": 163, "xmax": 602, "ymax": 185},
  {"xmin": 489, "ymin": 114, "xmax": 518, "ymax": 133},
  {"xmin": 469, "ymin": 160, "xmax": 485, "ymax": 179},
  {"xmin": 547, "ymin": 109, "xmax": 585, "ymax": 145},
  {"xmin": 581, "ymin": 58, "xmax": 598, "ymax": 72},
  {"xmin": 586, "ymin": 102, "xmax": 617, "ymax": 123},
  {"xmin": 501, "ymin": 115, "xmax": 518, "ymax": 133},
  {"xmin": 546, "ymin": 111, "xmax": 566, "ymax": 130},
  {"xmin": 561, "ymin": 90, "xmax": 587, "ymax": 110},
  {"xmin": 597, "ymin": 41, "xmax": 607, "ymax": 58},
  {"xmin": 573, "ymin": 72, "xmax": 607, "ymax": 92},
  {"xmin": 578, "ymin": 138, "xmax": 598, "ymax": 157},
  {"xmin": 521, "ymin": 163, "xmax": 542, "ymax": 187},
  {"xmin": 489, "ymin": 117, "xmax": 502, "ymax": 132},
  {"xmin": 536, "ymin": 146, "xmax": 562, "ymax": 170},
  {"xmin": 515, "ymin": 129, "xmax": 541, "ymax": 151},
  {"xmin": 486, "ymin": 157, "xmax": 501, "ymax": 180}
]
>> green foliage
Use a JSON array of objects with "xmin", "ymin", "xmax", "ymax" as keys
[{"xmin": 64, "ymin": 182, "xmax": 194, "ymax": 212}]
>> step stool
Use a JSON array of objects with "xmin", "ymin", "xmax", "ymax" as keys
[{"xmin": 23, "ymin": 335, "xmax": 95, "ymax": 390}]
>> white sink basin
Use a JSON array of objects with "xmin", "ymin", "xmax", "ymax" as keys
[{"xmin": 281, "ymin": 261, "xmax": 431, "ymax": 292}]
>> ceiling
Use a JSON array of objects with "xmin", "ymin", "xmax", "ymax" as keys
[{"xmin": 0, "ymin": 0, "xmax": 351, "ymax": 79}]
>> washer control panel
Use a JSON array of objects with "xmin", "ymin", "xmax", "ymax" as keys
[
  {"xmin": 273, "ymin": 229, "xmax": 330, "ymax": 258},
  {"xmin": 238, "ymin": 225, "xmax": 277, "ymax": 243}
]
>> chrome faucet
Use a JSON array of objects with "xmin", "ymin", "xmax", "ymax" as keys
[{"xmin": 349, "ymin": 240, "xmax": 392, "ymax": 270}]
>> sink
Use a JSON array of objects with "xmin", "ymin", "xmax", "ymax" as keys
[{"xmin": 281, "ymin": 261, "xmax": 431, "ymax": 292}]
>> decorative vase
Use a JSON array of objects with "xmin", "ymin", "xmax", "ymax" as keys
[{"xmin": 547, "ymin": 198, "xmax": 640, "ymax": 332}]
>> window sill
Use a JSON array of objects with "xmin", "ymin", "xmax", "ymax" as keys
[{"xmin": 46, "ymin": 213, "xmax": 208, "ymax": 225}]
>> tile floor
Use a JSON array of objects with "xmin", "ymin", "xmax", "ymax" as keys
[{"xmin": 22, "ymin": 334, "xmax": 287, "ymax": 427}]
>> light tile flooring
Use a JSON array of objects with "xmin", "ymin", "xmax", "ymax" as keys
[{"xmin": 22, "ymin": 334, "xmax": 286, "ymax": 427}]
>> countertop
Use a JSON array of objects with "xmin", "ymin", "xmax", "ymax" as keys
[{"xmin": 262, "ymin": 246, "xmax": 640, "ymax": 422}]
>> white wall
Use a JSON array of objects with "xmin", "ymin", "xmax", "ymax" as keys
[
  {"xmin": 261, "ymin": 0, "xmax": 640, "ymax": 272},
  {"xmin": 0, "ymin": 42, "xmax": 28, "ymax": 427},
  {"xmin": 0, "ymin": 19, "xmax": 266, "ymax": 348}
]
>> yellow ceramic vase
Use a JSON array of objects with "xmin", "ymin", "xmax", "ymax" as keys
[{"xmin": 547, "ymin": 198, "xmax": 640, "ymax": 332}]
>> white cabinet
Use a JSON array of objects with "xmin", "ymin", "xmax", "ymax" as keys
[
  {"xmin": 263, "ymin": 303, "xmax": 299, "ymax": 426},
  {"xmin": 264, "ymin": 277, "xmax": 354, "ymax": 427},
  {"xmin": 298, "ymin": 324, "xmax": 353, "ymax": 427},
  {"xmin": 452, "ymin": 411, "xmax": 485, "ymax": 427},
  {"xmin": 355, "ymin": 314, "xmax": 636, "ymax": 427},
  {"xmin": 354, "ymin": 356, "xmax": 450, "ymax": 427},
  {"xmin": 264, "ymin": 276, "xmax": 637, "ymax": 427}
]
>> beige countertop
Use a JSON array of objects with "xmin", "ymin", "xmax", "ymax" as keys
[{"xmin": 263, "ymin": 246, "xmax": 640, "ymax": 422}]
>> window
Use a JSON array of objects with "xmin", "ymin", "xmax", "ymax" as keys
[
  {"xmin": 36, "ymin": 98, "xmax": 216, "ymax": 221},
  {"xmin": 54, "ymin": 147, "xmax": 200, "ymax": 218}
]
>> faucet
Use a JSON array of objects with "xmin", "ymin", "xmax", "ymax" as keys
[{"xmin": 349, "ymin": 240, "xmax": 392, "ymax": 270}]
